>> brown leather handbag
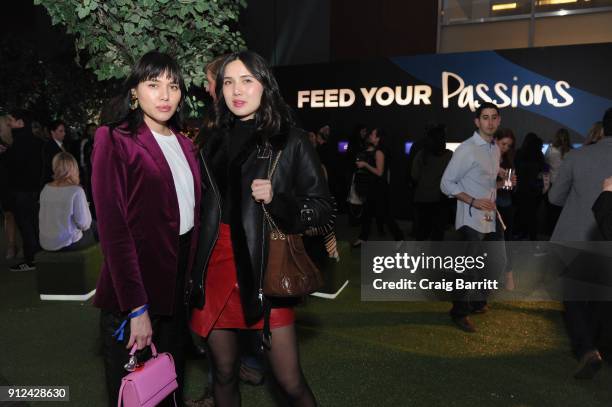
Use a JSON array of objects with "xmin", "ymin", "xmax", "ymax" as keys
[{"xmin": 262, "ymin": 150, "xmax": 324, "ymax": 297}]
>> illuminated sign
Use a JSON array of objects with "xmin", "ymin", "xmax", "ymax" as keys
[
  {"xmin": 297, "ymin": 86, "xmax": 432, "ymax": 108},
  {"xmin": 296, "ymin": 71, "xmax": 574, "ymax": 112}
]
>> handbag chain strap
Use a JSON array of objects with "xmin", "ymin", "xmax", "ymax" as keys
[{"xmin": 262, "ymin": 150, "xmax": 284, "ymax": 239}]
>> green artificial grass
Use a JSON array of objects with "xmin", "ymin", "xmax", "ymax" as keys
[{"xmin": 1, "ymin": 246, "xmax": 611, "ymax": 407}]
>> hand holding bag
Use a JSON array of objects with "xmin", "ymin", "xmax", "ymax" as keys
[
  {"xmin": 262, "ymin": 150, "xmax": 324, "ymax": 297},
  {"xmin": 117, "ymin": 342, "xmax": 178, "ymax": 407}
]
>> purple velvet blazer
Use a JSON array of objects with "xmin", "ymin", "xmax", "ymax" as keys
[{"xmin": 91, "ymin": 124, "xmax": 201, "ymax": 316}]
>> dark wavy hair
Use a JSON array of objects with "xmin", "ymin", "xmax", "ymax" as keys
[
  {"xmin": 517, "ymin": 132, "xmax": 544, "ymax": 164},
  {"xmin": 552, "ymin": 128, "xmax": 572, "ymax": 157},
  {"xmin": 8, "ymin": 109, "xmax": 32, "ymax": 131},
  {"xmin": 366, "ymin": 127, "xmax": 386, "ymax": 148},
  {"xmin": 494, "ymin": 128, "xmax": 516, "ymax": 168},
  {"xmin": 214, "ymin": 50, "xmax": 294, "ymax": 141},
  {"xmin": 48, "ymin": 119, "xmax": 65, "ymax": 133},
  {"xmin": 102, "ymin": 51, "xmax": 187, "ymax": 135},
  {"xmin": 424, "ymin": 125, "xmax": 446, "ymax": 154}
]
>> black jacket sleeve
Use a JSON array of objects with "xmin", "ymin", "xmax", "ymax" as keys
[
  {"xmin": 593, "ymin": 191, "xmax": 612, "ymax": 240},
  {"xmin": 265, "ymin": 130, "xmax": 332, "ymax": 234}
]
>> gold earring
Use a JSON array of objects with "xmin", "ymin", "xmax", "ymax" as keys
[{"xmin": 130, "ymin": 93, "xmax": 139, "ymax": 110}]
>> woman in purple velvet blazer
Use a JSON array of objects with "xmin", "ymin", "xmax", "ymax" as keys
[{"xmin": 91, "ymin": 51, "xmax": 201, "ymax": 407}]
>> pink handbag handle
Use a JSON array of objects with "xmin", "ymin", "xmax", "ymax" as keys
[{"xmin": 129, "ymin": 342, "xmax": 158, "ymax": 357}]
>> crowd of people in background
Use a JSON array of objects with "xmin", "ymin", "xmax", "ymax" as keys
[
  {"xmin": 320, "ymin": 104, "xmax": 612, "ymax": 381},
  {"xmin": 0, "ymin": 109, "xmax": 96, "ymax": 271},
  {"xmin": 3, "ymin": 99, "xmax": 599, "ymax": 271},
  {"xmin": 310, "ymin": 116, "xmax": 607, "ymax": 248}
]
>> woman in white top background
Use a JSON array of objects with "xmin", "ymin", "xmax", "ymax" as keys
[
  {"xmin": 544, "ymin": 128, "xmax": 573, "ymax": 236},
  {"xmin": 39, "ymin": 151, "xmax": 95, "ymax": 252},
  {"xmin": 545, "ymin": 128, "xmax": 573, "ymax": 185}
]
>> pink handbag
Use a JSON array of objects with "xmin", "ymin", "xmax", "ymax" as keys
[{"xmin": 117, "ymin": 343, "xmax": 178, "ymax": 407}]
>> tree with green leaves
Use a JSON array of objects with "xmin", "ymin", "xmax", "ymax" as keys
[
  {"xmin": 34, "ymin": 0, "xmax": 247, "ymax": 114},
  {"xmin": 0, "ymin": 36, "xmax": 114, "ymax": 125}
]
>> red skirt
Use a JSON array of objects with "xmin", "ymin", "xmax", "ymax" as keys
[{"xmin": 190, "ymin": 223, "xmax": 294, "ymax": 338}]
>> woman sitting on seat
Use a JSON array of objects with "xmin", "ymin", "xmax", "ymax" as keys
[{"xmin": 39, "ymin": 152, "xmax": 95, "ymax": 251}]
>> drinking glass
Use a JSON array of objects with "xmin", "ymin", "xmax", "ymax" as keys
[
  {"xmin": 502, "ymin": 168, "xmax": 514, "ymax": 190},
  {"xmin": 482, "ymin": 191, "xmax": 495, "ymax": 223}
]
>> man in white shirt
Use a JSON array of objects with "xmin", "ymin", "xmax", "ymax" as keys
[{"xmin": 441, "ymin": 102, "xmax": 506, "ymax": 332}]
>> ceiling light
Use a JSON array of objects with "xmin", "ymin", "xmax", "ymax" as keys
[
  {"xmin": 492, "ymin": 2, "xmax": 518, "ymax": 11},
  {"xmin": 537, "ymin": 0, "xmax": 577, "ymax": 5}
]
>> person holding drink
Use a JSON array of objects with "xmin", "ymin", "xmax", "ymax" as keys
[
  {"xmin": 440, "ymin": 102, "xmax": 507, "ymax": 333},
  {"xmin": 494, "ymin": 128, "xmax": 517, "ymax": 290}
]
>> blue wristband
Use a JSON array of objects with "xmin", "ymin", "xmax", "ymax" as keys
[
  {"xmin": 112, "ymin": 304, "xmax": 149, "ymax": 342},
  {"xmin": 127, "ymin": 304, "xmax": 149, "ymax": 319}
]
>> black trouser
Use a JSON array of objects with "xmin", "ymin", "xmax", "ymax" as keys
[
  {"xmin": 13, "ymin": 191, "xmax": 39, "ymax": 263},
  {"xmin": 563, "ymin": 301, "xmax": 610, "ymax": 359},
  {"xmin": 450, "ymin": 226, "xmax": 505, "ymax": 318},
  {"xmin": 59, "ymin": 224, "xmax": 98, "ymax": 252},
  {"xmin": 359, "ymin": 188, "xmax": 403, "ymax": 241},
  {"xmin": 414, "ymin": 201, "xmax": 448, "ymax": 241},
  {"xmin": 100, "ymin": 232, "xmax": 191, "ymax": 407},
  {"xmin": 545, "ymin": 196, "xmax": 562, "ymax": 237},
  {"xmin": 515, "ymin": 194, "xmax": 542, "ymax": 240}
]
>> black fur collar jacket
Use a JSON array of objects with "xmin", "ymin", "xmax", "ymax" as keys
[{"xmin": 187, "ymin": 124, "xmax": 332, "ymax": 324}]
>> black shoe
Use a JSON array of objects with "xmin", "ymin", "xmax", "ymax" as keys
[
  {"xmin": 471, "ymin": 304, "xmax": 489, "ymax": 314},
  {"xmin": 185, "ymin": 387, "xmax": 214, "ymax": 407},
  {"xmin": 239, "ymin": 363, "xmax": 264, "ymax": 386},
  {"xmin": 451, "ymin": 316, "xmax": 476, "ymax": 333},
  {"xmin": 574, "ymin": 350, "xmax": 603, "ymax": 379},
  {"xmin": 9, "ymin": 262, "xmax": 36, "ymax": 272},
  {"xmin": 351, "ymin": 239, "xmax": 364, "ymax": 248}
]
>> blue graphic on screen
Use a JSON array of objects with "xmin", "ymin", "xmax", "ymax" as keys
[
  {"xmin": 542, "ymin": 143, "xmax": 584, "ymax": 154},
  {"xmin": 405, "ymin": 142, "xmax": 413, "ymax": 155},
  {"xmin": 391, "ymin": 52, "xmax": 612, "ymax": 136}
]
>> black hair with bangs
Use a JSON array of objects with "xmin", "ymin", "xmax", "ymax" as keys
[{"xmin": 103, "ymin": 51, "xmax": 187, "ymax": 135}]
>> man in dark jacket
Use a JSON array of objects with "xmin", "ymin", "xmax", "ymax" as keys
[
  {"xmin": 554, "ymin": 107, "xmax": 612, "ymax": 379},
  {"xmin": 593, "ymin": 175, "xmax": 612, "ymax": 239},
  {"xmin": 590, "ymin": 141, "xmax": 612, "ymax": 377},
  {"xmin": 7, "ymin": 109, "xmax": 43, "ymax": 271},
  {"xmin": 41, "ymin": 119, "xmax": 66, "ymax": 186}
]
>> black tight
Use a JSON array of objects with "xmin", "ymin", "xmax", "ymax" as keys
[
  {"xmin": 207, "ymin": 329, "xmax": 241, "ymax": 407},
  {"xmin": 206, "ymin": 325, "xmax": 316, "ymax": 407}
]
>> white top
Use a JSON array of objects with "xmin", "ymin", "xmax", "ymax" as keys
[
  {"xmin": 151, "ymin": 130, "xmax": 195, "ymax": 235},
  {"xmin": 39, "ymin": 184, "xmax": 92, "ymax": 250},
  {"xmin": 545, "ymin": 145, "xmax": 563, "ymax": 184}
]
